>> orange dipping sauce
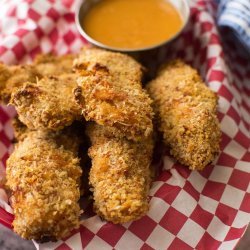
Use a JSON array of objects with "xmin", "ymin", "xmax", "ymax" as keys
[{"xmin": 82, "ymin": 0, "xmax": 183, "ymax": 49}]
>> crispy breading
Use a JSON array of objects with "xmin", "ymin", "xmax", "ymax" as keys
[
  {"xmin": 1, "ymin": 54, "xmax": 79, "ymax": 131},
  {"xmin": 74, "ymin": 48, "xmax": 143, "ymax": 83},
  {"xmin": 0, "ymin": 63, "xmax": 40, "ymax": 103},
  {"xmin": 11, "ymin": 117, "xmax": 29, "ymax": 142},
  {"xmin": 34, "ymin": 54, "xmax": 75, "ymax": 76},
  {"xmin": 12, "ymin": 118, "xmax": 84, "ymax": 153},
  {"xmin": 74, "ymin": 48, "xmax": 154, "ymax": 141},
  {"xmin": 10, "ymin": 75, "xmax": 81, "ymax": 130},
  {"xmin": 6, "ymin": 130, "xmax": 82, "ymax": 241},
  {"xmin": 0, "ymin": 54, "xmax": 74, "ymax": 104},
  {"xmin": 147, "ymin": 60, "xmax": 221, "ymax": 170},
  {"xmin": 11, "ymin": 117, "xmax": 84, "ymax": 150},
  {"xmin": 86, "ymin": 123, "xmax": 154, "ymax": 224}
]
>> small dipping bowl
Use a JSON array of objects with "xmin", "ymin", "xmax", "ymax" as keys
[{"xmin": 75, "ymin": 0, "xmax": 190, "ymax": 53}]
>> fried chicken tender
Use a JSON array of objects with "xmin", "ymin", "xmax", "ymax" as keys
[
  {"xmin": 0, "ymin": 63, "xmax": 39, "ymax": 103},
  {"xmin": 74, "ymin": 48, "xmax": 154, "ymax": 141},
  {"xmin": 0, "ymin": 54, "xmax": 75, "ymax": 104},
  {"xmin": 86, "ymin": 123, "xmax": 154, "ymax": 224},
  {"xmin": 1, "ymin": 54, "xmax": 80, "ymax": 130},
  {"xmin": 6, "ymin": 130, "xmax": 82, "ymax": 241},
  {"xmin": 10, "ymin": 75, "xmax": 81, "ymax": 130},
  {"xmin": 147, "ymin": 60, "xmax": 221, "ymax": 170}
]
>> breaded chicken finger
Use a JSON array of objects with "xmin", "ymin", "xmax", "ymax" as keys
[
  {"xmin": 74, "ymin": 48, "xmax": 154, "ymax": 141},
  {"xmin": 0, "ymin": 54, "xmax": 75, "ymax": 104},
  {"xmin": 86, "ymin": 123, "xmax": 154, "ymax": 224},
  {"xmin": 6, "ymin": 129, "xmax": 83, "ymax": 241},
  {"xmin": 10, "ymin": 75, "xmax": 81, "ymax": 130},
  {"xmin": 147, "ymin": 60, "xmax": 221, "ymax": 170},
  {"xmin": 2, "ymin": 54, "xmax": 81, "ymax": 130}
]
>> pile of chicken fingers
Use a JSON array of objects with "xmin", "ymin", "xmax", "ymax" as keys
[{"xmin": 0, "ymin": 47, "xmax": 220, "ymax": 241}]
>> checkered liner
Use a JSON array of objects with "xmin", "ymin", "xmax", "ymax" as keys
[{"xmin": 0, "ymin": 0, "xmax": 249, "ymax": 249}]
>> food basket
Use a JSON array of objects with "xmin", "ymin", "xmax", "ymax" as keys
[{"xmin": 0, "ymin": 0, "xmax": 249, "ymax": 249}]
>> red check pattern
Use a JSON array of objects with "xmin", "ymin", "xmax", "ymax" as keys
[{"xmin": 0, "ymin": 0, "xmax": 249, "ymax": 249}]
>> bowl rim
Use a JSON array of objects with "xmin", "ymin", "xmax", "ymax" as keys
[{"xmin": 75, "ymin": 0, "xmax": 190, "ymax": 52}]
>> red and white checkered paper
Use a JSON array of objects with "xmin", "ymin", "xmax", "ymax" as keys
[{"xmin": 0, "ymin": 0, "xmax": 249, "ymax": 249}]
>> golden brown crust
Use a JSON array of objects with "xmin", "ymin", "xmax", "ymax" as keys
[
  {"xmin": 12, "ymin": 118, "xmax": 84, "ymax": 152},
  {"xmin": 34, "ymin": 53, "xmax": 75, "ymax": 76},
  {"xmin": 1, "ymin": 54, "xmax": 80, "ymax": 131},
  {"xmin": 0, "ymin": 63, "xmax": 40, "ymax": 103},
  {"xmin": 74, "ymin": 48, "xmax": 154, "ymax": 141},
  {"xmin": 10, "ymin": 75, "xmax": 81, "ymax": 130},
  {"xmin": 11, "ymin": 117, "xmax": 29, "ymax": 142},
  {"xmin": 147, "ymin": 60, "xmax": 221, "ymax": 170},
  {"xmin": 74, "ymin": 48, "xmax": 143, "ymax": 83},
  {"xmin": 6, "ymin": 130, "xmax": 82, "ymax": 241},
  {"xmin": 86, "ymin": 123, "xmax": 154, "ymax": 224}
]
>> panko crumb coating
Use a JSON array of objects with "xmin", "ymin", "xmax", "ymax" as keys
[
  {"xmin": 11, "ymin": 117, "xmax": 29, "ymax": 142},
  {"xmin": 0, "ymin": 54, "xmax": 74, "ymax": 104},
  {"xmin": 11, "ymin": 118, "xmax": 83, "ymax": 152},
  {"xmin": 34, "ymin": 53, "xmax": 75, "ymax": 76},
  {"xmin": 86, "ymin": 123, "xmax": 154, "ymax": 224},
  {"xmin": 74, "ymin": 48, "xmax": 154, "ymax": 141},
  {"xmin": 6, "ymin": 131, "xmax": 82, "ymax": 241},
  {"xmin": 10, "ymin": 75, "xmax": 81, "ymax": 130},
  {"xmin": 147, "ymin": 60, "xmax": 221, "ymax": 170},
  {"xmin": 0, "ymin": 63, "xmax": 40, "ymax": 104}
]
